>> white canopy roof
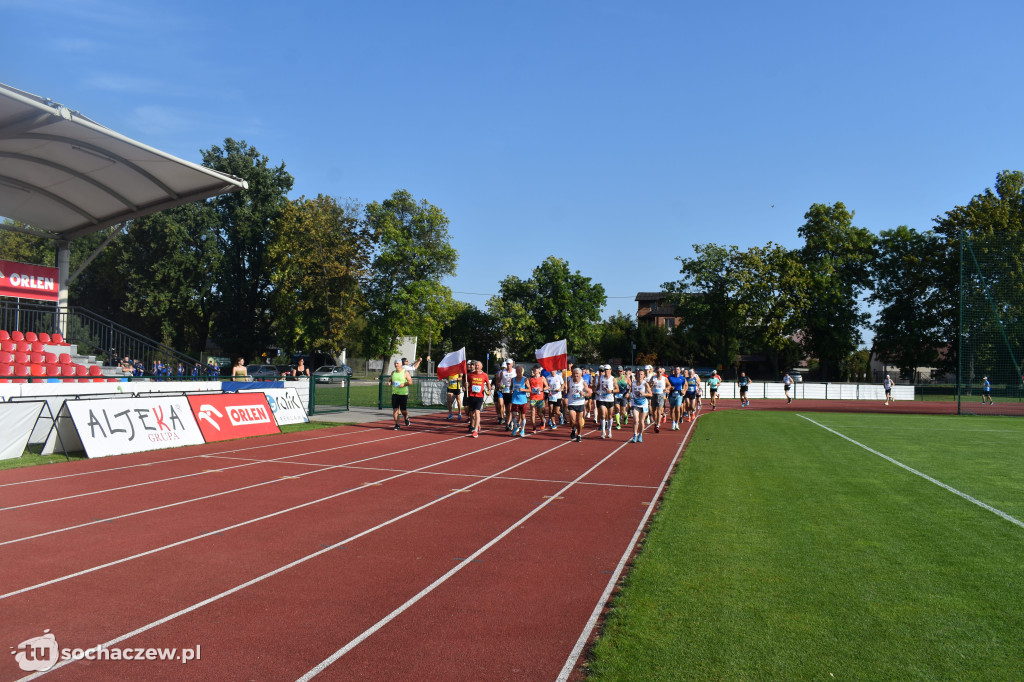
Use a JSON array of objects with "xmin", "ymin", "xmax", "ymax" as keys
[{"xmin": 0, "ymin": 82, "xmax": 247, "ymax": 241}]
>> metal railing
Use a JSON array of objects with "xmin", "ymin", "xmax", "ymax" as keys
[{"xmin": 0, "ymin": 300, "xmax": 199, "ymax": 370}]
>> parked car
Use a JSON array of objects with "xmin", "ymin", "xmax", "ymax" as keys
[
  {"xmin": 248, "ymin": 365, "xmax": 283, "ymax": 380},
  {"xmin": 313, "ymin": 365, "xmax": 353, "ymax": 383}
]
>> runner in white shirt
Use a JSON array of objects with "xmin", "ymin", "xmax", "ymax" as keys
[
  {"xmin": 649, "ymin": 367, "xmax": 668, "ymax": 433},
  {"xmin": 630, "ymin": 369, "xmax": 653, "ymax": 443},
  {"xmin": 595, "ymin": 364, "xmax": 618, "ymax": 439},
  {"xmin": 546, "ymin": 370, "xmax": 564, "ymax": 429},
  {"xmin": 565, "ymin": 367, "xmax": 592, "ymax": 443}
]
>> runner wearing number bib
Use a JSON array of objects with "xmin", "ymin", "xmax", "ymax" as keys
[
  {"xmin": 595, "ymin": 364, "xmax": 617, "ymax": 439},
  {"xmin": 528, "ymin": 366, "xmax": 549, "ymax": 434},
  {"xmin": 546, "ymin": 370, "xmax": 564, "ymax": 429},
  {"xmin": 566, "ymin": 367, "xmax": 591, "ymax": 443},
  {"xmin": 464, "ymin": 360, "xmax": 490, "ymax": 438},
  {"xmin": 629, "ymin": 370, "xmax": 653, "ymax": 443}
]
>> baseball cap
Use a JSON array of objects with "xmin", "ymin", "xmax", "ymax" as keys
[{"xmin": 505, "ymin": 359, "xmax": 514, "ymax": 365}]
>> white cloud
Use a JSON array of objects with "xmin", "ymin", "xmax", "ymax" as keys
[{"xmin": 85, "ymin": 73, "xmax": 162, "ymax": 94}]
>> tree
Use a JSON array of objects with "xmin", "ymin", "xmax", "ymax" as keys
[
  {"xmin": 269, "ymin": 195, "xmax": 373, "ymax": 361},
  {"xmin": 202, "ymin": 138, "xmax": 294, "ymax": 360},
  {"xmin": 869, "ymin": 226, "xmax": 944, "ymax": 381},
  {"xmin": 933, "ymin": 170, "xmax": 1024, "ymax": 381},
  {"xmin": 734, "ymin": 242, "xmax": 807, "ymax": 375},
  {"xmin": 446, "ymin": 301, "xmax": 501, "ymax": 368},
  {"xmin": 487, "ymin": 256, "xmax": 606, "ymax": 362},
  {"xmin": 362, "ymin": 189, "xmax": 458, "ymax": 359},
  {"xmin": 664, "ymin": 244, "xmax": 745, "ymax": 370},
  {"xmin": 598, "ymin": 311, "xmax": 635, "ymax": 363},
  {"xmin": 797, "ymin": 202, "xmax": 875, "ymax": 381},
  {"xmin": 117, "ymin": 204, "xmax": 221, "ymax": 354}
]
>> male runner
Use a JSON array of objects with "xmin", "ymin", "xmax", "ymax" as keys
[
  {"xmin": 528, "ymin": 365, "xmax": 549, "ymax": 433},
  {"xmin": 707, "ymin": 370, "xmax": 721, "ymax": 411},
  {"xmin": 464, "ymin": 360, "xmax": 491, "ymax": 438},
  {"xmin": 566, "ymin": 367, "xmax": 591, "ymax": 442},
  {"xmin": 390, "ymin": 360, "xmax": 413, "ymax": 430},
  {"xmin": 667, "ymin": 366, "xmax": 685, "ymax": 430},
  {"xmin": 884, "ymin": 374, "xmax": 894, "ymax": 405},
  {"xmin": 446, "ymin": 370, "xmax": 464, "ymax": 420},
  {"xmin": 982, "ymin": 376, "xmax": 993, "ymax": 405},
  {"xmin": 738, "ymin": 371, "xmax": 750, "ymax": 407},
  {"xmin": 783, "ymin": 372, "xmax": 793, "ymax": 404},
  {"xmin": 508, "ymin": 365, "xmax": 530, "ymax": 436},
  {"xmin": 547, "ymin": 367, "xmax": 564, "ymax": 429},
  {"xmin": 595, "ymin": 364, "xmax": 617, "ymax": 439},
  {"xmin": 630, "ymin": 368, "xmax": 652, "ymax": 443}
]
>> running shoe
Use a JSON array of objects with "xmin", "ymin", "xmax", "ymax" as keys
[
  {"xmin": 393, "ymin": 424, "xmax": 400, "ymax": 430},
  {"xmin": 457, "ymin": 415, "xmax": 463, "ymax": 421},
  {"xmin": 446, "ymin": 414, "xmax": 454, "ymax": 420},
  {"xmin": 472, "ymin": 429, "xmax": 478, "ymax": 438},
  {"xmin": 575, "ymin": 434, "xmax": 582, "ymax": 442},
  {"xmin": 405, "ymin": 417, "xmax": 411, "ymax": 426},
  {"xmin": 630, "ymin": 435, "xmax": 637, "ymax": 443},
  {"xmin": 638, "ymin": 434, "xmax": 643, "ymax": 443},
  {"xmin": 655, "ymin": 425, "xmax": 660, "ymax": 433}
]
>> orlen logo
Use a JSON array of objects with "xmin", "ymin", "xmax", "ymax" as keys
[
  {"xmin": 11, "ymin": 630, "xmax": 59, "ymax": 672},
  {"xmin": 228, "ymin": 405, "xmax": 271, "ymax": 426}
]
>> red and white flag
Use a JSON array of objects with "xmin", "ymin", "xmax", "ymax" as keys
[
  {"xmin": 437, "ymin": 347, "xmax": 467, "ymax": 380},
  {"xmin": 535, "ymin": 339, "xmax": 567, "ymax": 372}
]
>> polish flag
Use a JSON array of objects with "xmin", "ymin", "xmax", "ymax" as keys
[
  {"xmin": 535, "ymin": 339, "xmax": 567, "ymax": 372},
  {"xmin": 437, "ymin": 347, "xmax": 467, "ymax": 380}
]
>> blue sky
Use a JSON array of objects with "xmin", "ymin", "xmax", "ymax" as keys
[{"xmin": 3, "ymin": 0, "xmax": 1023, "ymax": 334}]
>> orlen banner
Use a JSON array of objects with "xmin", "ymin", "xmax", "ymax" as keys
[
  {"xmin": 65, "ymin": 396, "xmax": 205, "ymax": 458},
  {"xmin": 0, "ymin": 259, "xmax": 59, "ymax": 302},
  {"xmin": 187, "ymin": 392, "xmax": 280, "ymax": 442}
]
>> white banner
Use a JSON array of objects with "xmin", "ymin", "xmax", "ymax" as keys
[
  {"xmin": 65, "ymin": 396, "xmax": 206, "ymax": 458},
  {"xmin": 260, "ymin": 388, "xmax": 309, "ymax": 426},
  {"xmin": 0, "ymin": 402, "xmax": 44, "ymax": 460}
]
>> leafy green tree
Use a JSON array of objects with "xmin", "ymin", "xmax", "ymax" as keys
[
  {"xmin": 598, "ymin": 311, "xmax": 635, "ymax": 363},
  {"xmin": 269, "ymin": 195, "xmax": 372, "ymax": 361},
  {"xmin": 869, "ymin": 226, "xmax": 944, "ymax": 381},
  {"xmin": 933, "ymin": 170, "xmax": 1024, "ymax": 381},
  {"xmin": 488, "ymin": 256, "xmax": 606, "ymax": 362},
  {"xmin": 117, "ymin": 204, "xmax": 221, "ymax": 354},
  {"xmin": 797, "ymin": 202, "xmax": 875, "ymax": 381},
  {"xmin": 362, "ymin": 189, "xmax": 458, "ymax": 359},
  {"xmin": 734, "ymin": 242, "xmax": 807, "ymax": 375},
  {"xmin": 446, "ymin": 301, "xmax": 501, "ymax": 368},
  {"xmin": 664, "ymin": 244, "xmax": 745, "ymax": 370},
  {"xmin": 202, "ymin": 138, "xmax": 294, "ymax": 359}
]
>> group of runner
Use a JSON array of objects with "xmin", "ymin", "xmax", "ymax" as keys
[{"xmin": 445, "ymin": 359, "xmax": 723, "ymax": 443}]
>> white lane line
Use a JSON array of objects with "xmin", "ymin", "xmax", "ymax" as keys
[
  {"xmin": 0, "ymin": 429, "xmax": 430, "ymax": 511},
  {"xmin": 0, "ymin": 428, "xmax": 491, "ymax": 547},
  {"xmin": 336, "ymin": 464, "xmax": 660, "ymax": 489},
  {"xmin": 556, "ymin": 419, "xmax": 695, "ymax": 681},
  {"xmin": 798, "ymin": 414, "xmax": 1024, "ymax": 530},
  {"xmin": 296, "ymin": 428, "xmax": 631, "ymax": 680},
  {"xmin": 20, "ymin": 431, "xmax": 584, "ymax": 681},
  {"xmin": 0, "ymin": 426, "xmax": 510, "ymax": 600},
  {"xmin": 0, "ymin": 429, "xmax": 359, "ymax": 488}
]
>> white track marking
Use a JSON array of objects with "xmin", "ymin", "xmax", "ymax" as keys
[
  {"xmin": 335, "ymin": 464, "xmax": 659, "ymax": 489},
  {"xmin": 0, "ymin": 428, "xmax": 493, "ymax": 547},
  {"xmin": 0, "ymin": 425, "xmax": 515, "ymax": 600},
  {"xmin": 20, "ymin": 432, "xmax": 589, "ymax": 680},
  {"xmin": 799, "ymin": 414, "xmax": 1024, "ymax": 530},
  {"xmin": 0, "ymin": 429, "xmax": 357, "ymax": 488},
  {"xmin": 296, "ymin": 429, "xmax": 633, "ymax": 681},
  {"xmin": 1, "ymin": 429, "xmax": 430, "ymax": 511},
  {"xmin": 556, "ymin": 418, "xmax": 696, "ymax": 681}
]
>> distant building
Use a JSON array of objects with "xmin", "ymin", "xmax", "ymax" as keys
[{"xmin": 635, "ymin": 292, "xmax": 681, "ymax": 332}]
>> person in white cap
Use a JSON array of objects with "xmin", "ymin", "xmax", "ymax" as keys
[
  {"xmin": 495, "ymin": 358, "xmax": 516, "ymax": 429},
  {"xmin": 883, "ymin": 374, "xmax": 893, "ymax": 405},
  {"xmin": 594, "ymin": 364, "xmax": 617, "ymax": 439}
]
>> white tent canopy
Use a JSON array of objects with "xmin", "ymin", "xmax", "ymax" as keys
[
  {"xmin": 0, "ymin": 82, "xmax": 247, "ymax": 326},
  {"xmin": 0, "ymin": 82, "xmax": 246, "ymax": 241}
]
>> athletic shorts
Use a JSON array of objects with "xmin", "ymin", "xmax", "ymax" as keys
[
  {"xmin": 502, "ymin": 392, "xmax": 512, "ymax": 404},
  {"xmin": 447, "ymin": 388, "xmax": 461, "ymax": 395},
  {"xmin": 549, "ymin": 397, "xmax": 562, "ymax": 405},
  {"xmin": 511, "ymin": 402, "xmax": 527, "ymax": 413},
  {"xmin": 465, "ymin": 397, "xmax": 484, "ymax": 412},
  {"xmin": 391, "ymin": 394, "xmax": 408, "ymax": 410},
  {"xmin": 598, "ymin": 399, "xmax": 615, "ymax": 409},
  {"xmin": 709, "ymin": 388, "xmax": 718, "ymax": 396},
  {"xmin": 530, "ymin": 399, "xmax": 545, "ymax": 409},
  {"xmin": 739, "ymin": 387, "xmax": 748, "ymax": 395},
  {"xmin": 784, "ymin": 385, "xmax": 791, "ymax": 392},
  {"xmin": 652, "ymin": 394, "xmax": 665, "ymax": 408},
  {"xmin": 567, "ymin": 404, "xmax": 585, "ymax": 413},
  {"xmin": 616, "ymin": 395, "xmax": 629, "ymax": 407},
  {"xmin": 669, "ymin": 393, "xmax": 683, "ymax": 407},
  {"xmin": 685, "ymin": 391, "xmax": 697, "ymax": 401}
]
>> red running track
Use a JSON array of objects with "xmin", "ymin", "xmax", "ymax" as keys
[{"xmin": 1, "ymin": 413, "xmax": 690, "ymax": 681}]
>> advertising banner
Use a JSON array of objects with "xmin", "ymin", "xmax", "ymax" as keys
[
  {"xmin": 0, "ymin": 401, "xmax": 45, "ymax": 460},
  {"xmin": 259, "ymin": 387, "xmax": 309, "ymax": 426},
  {"xmin": 0, "ymin": 259, "xmax": 59, "ymax": 302},
  {"xmin": 186, "ymin": 392, "xmax": 279, "ymax": 442},
  {"xmin": 65, "ymin": 396, "xmax": 205, "ymax": 458}
]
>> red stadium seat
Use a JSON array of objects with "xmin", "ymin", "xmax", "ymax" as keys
[
  {"xmin": 15, "ymin": 341, "xmax": 29, "ymax": 353},
  {"xmin": 0, "ymin": 330, "xmax": 8, "ymax": 341},
  {"xmin": 46, "ymin": 363, "xmax": 61, "ymax": 377},
  {"xmin": 51, "ymin": 333, "xmax": 67, "ymax": 345},
  {"xmin": 58, "ymin": 353, "xmax": 71, "ymax": 364},
  {"xmin": 12, "ymin": 364, "xmax": 28, "ymax": 383},
  {"xmin": 43, "ymin": 352, "xmax": 56, "ymax": 363},
  {"xmin": 89, "ymin": 365, "xmax": 103, "ymax": 377},
  {"xmin": 11, "ymin": 331, "xmax": 24, "ymax": 342},
  {"xmin": 30, "ymin": 341, "xmax": 43, "ymax": 352},
  {"xmin": 75, "ymin": 364, "xmax": 88, "ymax": 382},
  {"xmin": 0, "ymin": 341, "xmax": 13, "ymax": 352},
  {"xmin": 25, "ymin": 331, "xmax": 37, "ymax": 343},
  {"xmin": 13, "ymin": 352, "xmax": 30, "ymax": 365},
  {"xmin": 0, "ymin": 351, "xmax": 11, "ymax": 364},
  {"xmin": 30, "ymin": 364, "xmax": 46, "ymax": 377},
  {"xmin": 29, "ymin": 352, "xmax": 44, "ymax": 364},
  {"xmin": 37, "ymin": 332, "xmax": 50, "ymax": 343}
]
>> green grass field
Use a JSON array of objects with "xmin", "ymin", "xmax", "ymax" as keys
[{"xmin": 587, "ymin": 411, "xmax": 1024, "ymax": 680}]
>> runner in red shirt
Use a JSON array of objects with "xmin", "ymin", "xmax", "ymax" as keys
[
  {"xmin": 464, "ymin": 360, "xmax": 491, "ymax": 438},
  {"xmin": 527, "ymin": 365, "xmax": 550, "ymax": 434}
]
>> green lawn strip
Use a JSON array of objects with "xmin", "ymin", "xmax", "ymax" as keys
[
  {"xmin": 587, "ymin": 411, "xmax": 1024, "ymax": 680},
  {"xmin": 799, "ymin": 413, "xmax": 1024, "ymax": 522}
]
